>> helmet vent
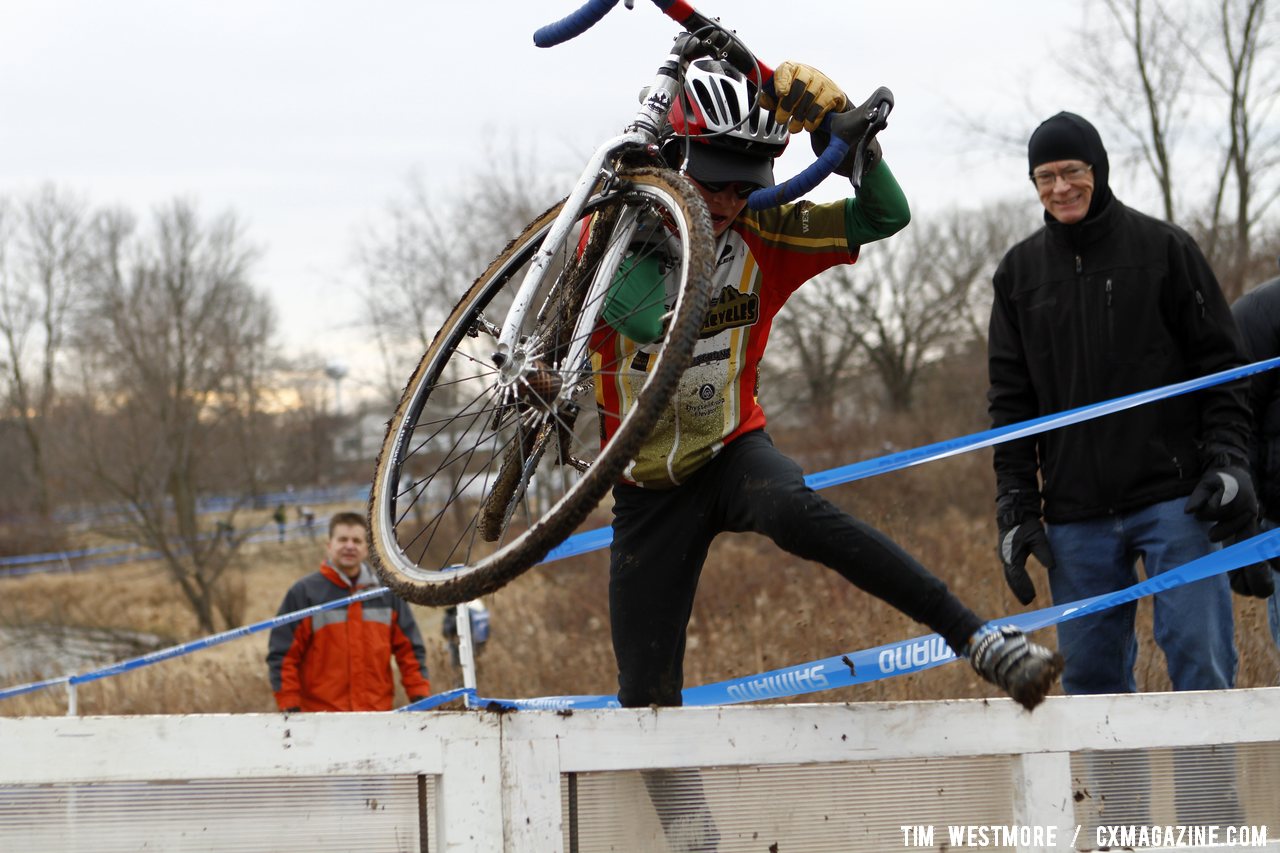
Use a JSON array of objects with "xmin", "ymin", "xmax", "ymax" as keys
[
  {"xmin": 666, "ymin": 58, "xmax": 790, "ymax": 158},
  {"xmin": 689, "ymin": 78, "xmax": 720, "ymax": 125},
  {"xmin": 717, "ymin": 78, "xmax": 742, "ymax": 126}
]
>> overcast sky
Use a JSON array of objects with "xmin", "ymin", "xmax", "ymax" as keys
[{"xmin": 1, "ymin": 0, "xmax": 1090, "ymax": 398}]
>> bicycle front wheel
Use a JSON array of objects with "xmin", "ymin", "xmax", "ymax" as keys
[{"xmin": 369, "ymin": 167, "xmax": 715, "ymax": 605}]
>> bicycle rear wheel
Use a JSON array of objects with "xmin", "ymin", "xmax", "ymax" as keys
[{"xmin": 369, "ymin": 167, "xmax": 715, "ymax": 605}]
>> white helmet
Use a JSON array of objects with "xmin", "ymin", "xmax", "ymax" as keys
[{"xmin": 665, "ymin": 59, "xmax": 789, "ymax": 187}]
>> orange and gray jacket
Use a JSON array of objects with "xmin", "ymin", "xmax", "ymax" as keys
[{"xmin": 266, "ymin": 562, "xmax": 431, "ymax": 711}]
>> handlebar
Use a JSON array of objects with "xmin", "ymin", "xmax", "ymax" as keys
[
  {"xmin": 534, "ymin": 0, "xmax": 875, "ymax": 209},
  {"xmin": 532, "ymin": 0, "xmax": 620, "ymax": 47},
  {"xmin": 745, "ymin": 117, "xmax": 849, "ymax": 210}
]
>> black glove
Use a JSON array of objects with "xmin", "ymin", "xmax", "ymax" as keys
[
  {"xmin": 998, "ymin": 518, "xmax": 1055, "ymax": 605},
  {"xmin": 1184, "ymin": 464, "xmax": 1258, "ymax": 542},
  {"xmin": 1226, "ymin": 519, "xmax": 1276, "ymax": 599},
  {"xmin": 809, "ymin": 87, "xmax": 892, "ymax": 181}
]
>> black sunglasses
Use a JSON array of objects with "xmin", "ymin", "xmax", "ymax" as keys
[{"xmin": 691, "ymin": 177, "xmax": 762, "ymax": 199}]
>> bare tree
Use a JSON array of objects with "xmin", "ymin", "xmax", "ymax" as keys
[
  {"xmin": 358, "ymin": 153, "xmax": 560, "ymax": 403},
  {"xmin": 1080, "ymin": 0, "xmax": 1192, "ymax": 221},
  {"xmin": 0, "ymin": 185, "xmax": 91, "ymax": 518},
  {"xmin": 358, "ymin": 176, "xmax": 478, "ymax": 404},
  {"xmin": 771, "ymin": 201, "xmax": 1030, "ymax": 417},
  {"xmin": 1079, "ymin": 0, "xmax": 1280, "ymax": 298},
  {"xmin": 73, "ymin": 200, "xmax": 274, "ymax": 633},
  {"xmin": 1196, "ymin": 0, "xmax": 1280, "ymax": 297}
]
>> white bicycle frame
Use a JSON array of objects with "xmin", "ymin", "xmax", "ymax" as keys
[{"xmin": 490, "ymin": 42, "xmax": 693, "ymax": 403}]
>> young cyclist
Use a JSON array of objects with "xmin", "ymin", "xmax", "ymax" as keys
[{"xmin": 596, "ymin": 58, "xmax": 1064, "ymax": 712}]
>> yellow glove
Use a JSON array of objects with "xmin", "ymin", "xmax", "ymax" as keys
[{"xmin": 760, "ymin": 61, "xmax": 848, "ymax": 133}]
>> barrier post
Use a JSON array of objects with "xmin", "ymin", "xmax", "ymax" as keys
[
  {"xmin": 1011, "ymin": 751, "xmax": 1074, "ymax": 853},
  {"xmin": 456, "ymin": 602, "xmax": 477, "ymax": 692}
]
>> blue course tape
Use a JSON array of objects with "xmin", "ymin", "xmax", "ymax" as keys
[
  {"xmin": 1, "ymin": 519, "xmax": 339, "ymax": 578},
  {"xmin": 806, "ymin": 355, "xmax": 1280, "ymax": 488},
  {"xmin": 399, "ymin": 687, "xmax": 474, "ymax": 711},
  {"xmin": 531, "ymin": 355, "xmax": 1280, "ymax": 567},
  {"xmin": 472, "ymin": 530, "xmax": 1280, "ymax": 710},
  {"xmin": 4, "ymin": 359, "xmax": 1276, "ymax": 706},
  {"xmin": 0, "ymin": 674, "xmax": 72, "ymax": 701},
  {"xmin": 0, "ymin": 586, "xmax": 390, "ymax": 701}
]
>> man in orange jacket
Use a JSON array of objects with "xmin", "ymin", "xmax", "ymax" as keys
[{"xmin": 267, "ymin": 511, "xmax": 431, "ymax": 711}]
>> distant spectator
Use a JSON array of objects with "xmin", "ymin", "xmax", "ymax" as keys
[
  {"xmin": 266, "ymin": 511, "xmax": 431, "ymax": 712},
  {"xmin": 272, "ymin": 503, "xmax": 288, "ymax": 543},
  {"xmin": 299, "ymin": 506, "xmax": 317, "ymax": 540}
]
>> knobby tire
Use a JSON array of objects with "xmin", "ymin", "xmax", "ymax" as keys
[{"xmin": 368, "ymin": 167, "xmax": 715, "ymax": 605}]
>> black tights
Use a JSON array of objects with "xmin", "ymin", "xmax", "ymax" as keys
[{"xmin": 608, "ymin": 429, "xmax": 983, "ymax": 707}]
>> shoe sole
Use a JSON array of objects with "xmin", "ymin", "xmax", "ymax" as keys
[{"xmin": 1011, "ymin": 652, "xmax": 1064, "ymax": 711}]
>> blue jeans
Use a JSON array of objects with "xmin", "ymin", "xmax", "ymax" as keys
[
  {"xmin": 1045, "ymin": 498, "xmax": 1236, "ymax": 694},
  {"xmin": 1270, "ymin": 592, "xmax": 1280, "ymax": 656}
]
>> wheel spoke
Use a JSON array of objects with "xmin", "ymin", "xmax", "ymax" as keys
[{"xmin": 369, "ymin": 168, "xmax": 715, "ymax": 605}]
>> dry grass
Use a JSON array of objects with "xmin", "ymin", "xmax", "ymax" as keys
[{"xmin": 2, "ymin": 423, "xmax": 1278, "ymax": 717}]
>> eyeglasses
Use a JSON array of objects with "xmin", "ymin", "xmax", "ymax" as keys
[
  {"xmin": 1030, "ymin": 164, "xmax": 1092, "ymax": 189},
  {"xmin": 691, "ymin": 177, "xmax": 761, "ymax": 199}
]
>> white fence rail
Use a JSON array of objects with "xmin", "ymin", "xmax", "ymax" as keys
[{"xmin": 2, "ymin": 688, "xmax": 1279, "ymax": 852}]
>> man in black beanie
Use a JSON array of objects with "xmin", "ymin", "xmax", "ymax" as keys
[{"xmin": 985, "ymin": 111, "xmax": 1257, "ymax": 695}]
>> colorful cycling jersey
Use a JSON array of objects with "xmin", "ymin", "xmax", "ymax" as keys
[{"xmin": 592, "ymin": 198, "xmax": 857, "ymax": 488}]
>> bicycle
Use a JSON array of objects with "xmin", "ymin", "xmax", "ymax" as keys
[{"xmin": 368, "ymin": 0, "xmax": 891, "ymax": 606}]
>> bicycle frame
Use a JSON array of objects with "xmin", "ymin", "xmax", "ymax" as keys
[
  {"xmin": 490, "ymin": 38, "xmax": 692, "ymax": 388},
  {"xmin": 366, "ymin": 0, "xmax": 880, "ymax": 602}
]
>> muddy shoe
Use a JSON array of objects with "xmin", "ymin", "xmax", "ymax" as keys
[{"xmin": 966, "ymin": 625, "xmax": 1063, "ymax": 711}]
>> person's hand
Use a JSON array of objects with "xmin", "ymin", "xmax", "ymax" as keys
[
  {"xmin": 998, "ymin": 518, "xmax": 1055, "ymax": 606},
  {"xmin": 1229, "ymin": 562, "xmax": 1276, "ymax": 598},
  {"xmin": 1226, "ymin": 519, "xmax": 1276, "ymax": 598},
  {"xmin": 760, "ymin": 61, "xmax": 847, "ymax": 133},
  {"xmin": 1184, "ymin": 464, "xmax": 1258, "ymax": 542}
]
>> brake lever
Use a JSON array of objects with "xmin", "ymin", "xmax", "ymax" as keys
[
  {"xmin": 849, "ymin": 100, "xmax": 890, "ymax": 189},
  {"xmin": 845, "ymin": 90, "xmax": 893, "ymax": 192}
]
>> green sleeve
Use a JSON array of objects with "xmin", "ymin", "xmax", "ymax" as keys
[
  {"xmin": 602, "ymin": 252, "xmax": 666, "ymax": 344},
  {"xmin": 844, "ymin": 159, "xmax": 911, "ymax": 246}
]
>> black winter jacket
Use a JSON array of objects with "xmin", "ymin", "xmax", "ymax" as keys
[
  {"xmin": 988, "ymin": 198, "xmax": 1251, "ymax": 524},
  {"xmin": 1231, "ymin": 275, "xmax": 1280, "ymax": 521}
]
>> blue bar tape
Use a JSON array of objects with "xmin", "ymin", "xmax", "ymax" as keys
[
  {"xmin": 747, "ymin": 122, "xmax": 847, "ymax": 211},
  {"xmin": 533, "ymin": 0, "xmax": 620, "ymax": 47}
]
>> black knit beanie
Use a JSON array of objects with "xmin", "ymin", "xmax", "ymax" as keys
[{"xmin": 1027, "ymin": 111, "xmax": 1113, "ymax": 219}]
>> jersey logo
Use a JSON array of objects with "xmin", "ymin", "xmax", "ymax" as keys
[
  {"xmin": 716, "ymin": 243, "xmax": 735, "ymax": 268},
  {"xmin": 699, "ymin": 286, "xmax": 759, "ymax": 338},
  {"xmin": 798, "ymin": 200, "xmax": 813, "ymax": 233}
]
